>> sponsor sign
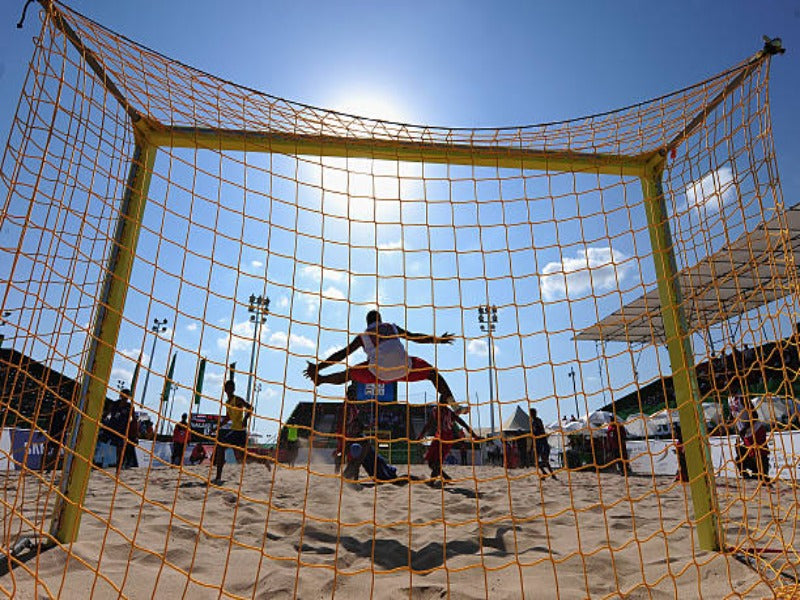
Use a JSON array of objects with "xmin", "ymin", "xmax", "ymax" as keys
[
  {"xmin": 356, "ymin": 381, "xmax": 397, "ymax": 403},
  {"xmin": 190, "ymin": 413, "xmax": 221, "ymax": 440},
  {"xmin": 11, "ymin": 429, "xmax": 46, "ymax": 470}
]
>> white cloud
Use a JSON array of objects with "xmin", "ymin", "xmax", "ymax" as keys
[
  {"xmin": 277, "ymin": 296, "xmax": 290, "ymax": 308},
  {"xmin": 261, "ymin": 387, "xmax": 279, "ymax": 400},
  {"xmin": 268, "ymin": 330, "xmax": 316, "ymax": 351},
  {"xmin": 322, "ymin": 286, "xmax": 346, "ymax": 300},
  {"xmin": 119, "ymin": 348, "xmax": 142, "ymax": 361},
  {"xmin": 467, "ymin": 339, "xmax": 500, "ymax": 357},
  {"xmin": 251, "ymin": 260, "xmax": 264, "ymax": 269},
  {"xmin": 110, "ymin": 367, "xmax": 134, "ymax": 384},
  {"xmin": 467, "ymin": 339, "xmax": 489, "ymax": 357},
  {"xmin": 216, "ymin": 319, "xmax": 267, "ymax": 353},
  {"xmin": 301, "ymin": 265, "xmax": 347, "ymax": 283},
  {"xmin": 321, "ymin": 345, "xmax": 343, "ymax": 360},
  {"xmin": 186, "ymin": 322, "xmax": 198, "ymax": 332},
  {"xmin": 205, "ymin": 371, "xmax": 225, "ymax": 388},
  {"xmin": 296, "ymin": 291, "xmax": 320, "ymax": 315},
  {"xmin": 378, "ymin": 240, "xmax": 403, "ymax": 251},
  {"xmin": 539, "ymin": 246, "xmax": 630, "ymax": 301},
  {"xmin": 684, "ymin": 167, "xmax": 735, "ymax": 216}
]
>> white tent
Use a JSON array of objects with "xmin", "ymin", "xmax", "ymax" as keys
[
  {"xmin": 701, "ymin": 402, "xmax": 723, "ymax": 428},
  {"xmin": 502, "ymin": 406, "xmax": 532, "ymax": 432},
  {"xmin": 554, "ymin": 411, "xmax": 614, "ymax": 437},
  {"xmin": 623, "ymin": 403, "xmax": 724, "ymax": 439},
  {"xmin": 623, "ymin": 412, "xmax": 657, "ymax": 438},
  {"xmin": 586, "ymin": 410, "xmax": 613, "ymax": 427},
  {"xmin": 752, "ymin": 396, "xmax": 800, "ymax": 424},
  {"xmin": 562, "ymin": 420, "xmax": 587, "ymax": 433}
]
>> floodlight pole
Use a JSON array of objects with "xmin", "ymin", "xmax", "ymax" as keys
[
  {"xmin": 246, "ymin": 294, "xmax": 269, "ymax": 407},
  {"xmin": 139, "ymin": 317, "xmax": 168, "ymax": 410},
  {"xmin": 568, "ymin": 367, "xmax": 579, "ymax": 419},
  {"xmin": 478, "ymin": 305, "xmax": 499, "ymax": 438}
]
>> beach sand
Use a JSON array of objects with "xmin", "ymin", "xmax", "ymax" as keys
[{"xmin": 0, "ymin": 459, "xmax": 791, "ymax": 599}]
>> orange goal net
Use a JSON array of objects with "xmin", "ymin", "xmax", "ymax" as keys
[{"xmin": 1, "ymin": 2, "xmax": 798, "ymax": 598}]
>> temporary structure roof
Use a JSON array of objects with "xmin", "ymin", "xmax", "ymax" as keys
[
  {"xmin": 623, "ymin": 403, "xmax": 724, "ymax": 438},
  {"xmin": 753, "ymin": 395, "xmax": 800, "ymax": 423},
  {"xmin": 503, "ymin": 405, "xmax": 532, "ymax": 432},
  {"xmin": 575, "ymin": 204, "xmax": 800, "ymax": 344}
]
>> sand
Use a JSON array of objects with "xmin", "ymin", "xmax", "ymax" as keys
[{"xmin": 0, "ymin": 457, "xmax": 793, "ymax": 599}]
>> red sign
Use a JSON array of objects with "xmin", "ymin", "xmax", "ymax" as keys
[{"xmin": 190, "ymin": 413, "xmax": 220, "ymax": 440}]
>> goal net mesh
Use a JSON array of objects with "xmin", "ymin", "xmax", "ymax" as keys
[{"xmin": 1, "ymin": 3, "xmax": 798, "ymax": 598}]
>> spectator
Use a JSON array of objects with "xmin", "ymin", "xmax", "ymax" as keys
[
  {"xmin": 172, "ymin": 413, "xmax": 189, "ymax": 465},
  {"xmin": 486, "ymin": 440, "xmax": 502, "ymax": 466},
  {"xmin": 729, "ymin": 394, "xmax": 771, "ymax": 484},
  {"xmin": 103, "ymin": 390, "xmax": 130, "ymax": 473},
  {"xmin": 673, "ymin": 425, "xmax": 689, "ymax": 483},
  {"xmin": 606, "ymin": 417, "xmax": 628, "ymax": 476},
  {"xmin": 123, "ymin": 401, "xmax": 139, "ymax": 469},
  {"xmin": 43, "ymin": 401, "xmax": 69, "ymax": 472},
  {"xmin": 530, "ymin": 408, "xmax": 557, "ymax": 479},
  {"xmin": 189, "ymin": 443, "xmax": 207, "ymax": 465}
]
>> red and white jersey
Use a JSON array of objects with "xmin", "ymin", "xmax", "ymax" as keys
[
  {"xmin": 728, "ymin": 394, "xmax": 766, "ymax": 442},
  {"xmin": 359, "ymin": 322, "xmax": 411, "ymax": 381}
]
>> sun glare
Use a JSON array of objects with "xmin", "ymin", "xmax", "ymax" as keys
[{"xmin": 327, "ymin": 87, "xmax": 414, "ymax": 123}]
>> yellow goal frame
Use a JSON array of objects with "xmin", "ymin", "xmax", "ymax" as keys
[{"xmin": 42, "ymin": 0, "xmax": 778, "ymax": 553}]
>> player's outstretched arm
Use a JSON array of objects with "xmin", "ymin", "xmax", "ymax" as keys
[
  {"xmin": 303, "ymin": 336, "xmax": 362, "ymax": 381},
  {"xmin": 454, "ymin": 413, "xmax": 480, "ymax": 440},
  {"xmin": 398, "ymin": 326, "xmax": 455, "ymax": 345}
]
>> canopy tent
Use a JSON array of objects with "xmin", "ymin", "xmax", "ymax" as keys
[
  {"xmin": 548, "ymin": 410, "xmax": 614, "ymax": 434},
  {"xmin": 585, "ymin": 410, "xmax": 614, "ymax": 427},
  {"xmin": 624, "ymin": 403, "xmax": 724, "ymax": 438},
  {"xmin": 753, "ymin": 395, "xmax": 800, "ymax": 424},
  {"xmin": 503, "ymin": 405, "xmax": 533, "ymax": 432},
  {"xmin": 575, "ymin": 203, "xmax": 800, "ymax": 345}
]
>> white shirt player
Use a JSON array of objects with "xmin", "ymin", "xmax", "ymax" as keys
[{"xmin": 359, "ymin": 321, "xmax": 412, "ymax": 381}]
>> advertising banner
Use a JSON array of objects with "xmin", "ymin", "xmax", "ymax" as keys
[
  {"xmin": 11, "ymin": 429, "xmax": 46, "ymax": 470},
  {"xmin": 356, "ymin": 381, "xmax": 397, "ymax": 402}
]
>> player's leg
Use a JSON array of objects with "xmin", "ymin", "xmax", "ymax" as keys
[
  {"xmin": 213, "ymin": 433, "xmax": 226, "ymax": 482},
  {"xmin": 312, "ymin": 363, "xmax": 375, "ymax": 386},
  {"xmin": 407, "ymin": 357, "xmax": 456, "ymax": 404}
]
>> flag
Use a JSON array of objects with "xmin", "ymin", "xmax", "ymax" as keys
[
  {"xmin": 160, "ymin": 352, "xmax": 177, "ymax": 408},
  {"xmin": 130, "ymin": 352, "xmax": 142, "ymax": 396},
  {"xmin": 193, "ymin": 358, "xmax": 206, "ymax": 407}
]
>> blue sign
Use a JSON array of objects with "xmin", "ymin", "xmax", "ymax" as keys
[
  {"xmin": 356, "ymin": 381, "xmax": 397, "ymax": 402},
  {"xmin": 11, "ymin": 429, "xmax": 46, "ymax": 470}
]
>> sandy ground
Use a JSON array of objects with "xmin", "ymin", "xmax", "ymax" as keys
[{"xmin": 1, "ymin": 458, "xmax": 797, "ymax": 599}]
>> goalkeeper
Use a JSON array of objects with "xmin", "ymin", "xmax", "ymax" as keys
[{"xmin": 304, "ymin": 310, "xmax": 457, "ymax": 406}]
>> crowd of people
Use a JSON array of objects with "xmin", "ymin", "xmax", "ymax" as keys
[{"xmin": 37, "ymin": 311, "xmax": 783, "ymax": 490}]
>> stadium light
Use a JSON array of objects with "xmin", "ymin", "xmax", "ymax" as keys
[
  {"xmin": 568, "ymin": 367, "xmax": 579, "ymax": 420},
  {"xmin": 246, "ymin": 294, "xmax": 269, "ymax": 407},
  {"xmin": 478, "ymin": 305, "xmax": 499, "ymax": 438},
  {"xmin": 139, "ymin": 317, "xmax": 168, "ymax": 411}
]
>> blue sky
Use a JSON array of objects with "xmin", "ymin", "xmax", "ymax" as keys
[{"xmin": 1, "ymin": 1, "xmax": 799, "ymax": 436}]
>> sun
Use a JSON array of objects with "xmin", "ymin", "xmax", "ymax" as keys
[{"xmin": 326, "ymin": 86, "xmax": 414, "ymax": 124}]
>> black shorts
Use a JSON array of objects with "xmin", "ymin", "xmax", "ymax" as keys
[{"xmin": 218, "ymin": 429, "xmax": 247, "ymax": 450}]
